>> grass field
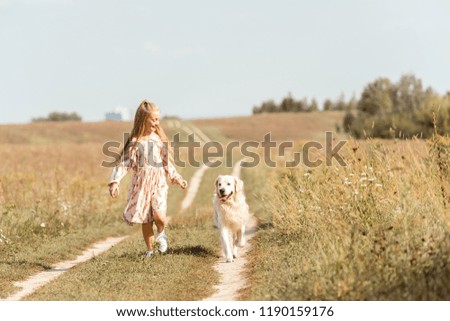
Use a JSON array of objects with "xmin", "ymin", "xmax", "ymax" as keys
[
  {"xmin": 1, "ymin": 112, "xmax": 449, "ymax": 300},
  {"xmin": 240, "ymin": 136, "xmax": 450, "ymax": 300},
  {"xmin": 191, "ymin": 111, "xmax": 345, "ymax": 141}
]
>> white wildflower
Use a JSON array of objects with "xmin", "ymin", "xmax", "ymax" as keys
[
  {"xmin": 0, "ymin": 230, "xmax": 11, "ymax": 244},
  {"xmin": 40, "ymin": 223, "xmax": 46, "ymax": 228},
  {"xmin": 60, "ymin": 202, "xmax": 68, "ymax": 213}
]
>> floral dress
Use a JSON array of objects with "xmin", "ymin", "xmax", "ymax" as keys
[{"xmin": 109, "ymin": 132, "xmax": 182, "ymax": 224}]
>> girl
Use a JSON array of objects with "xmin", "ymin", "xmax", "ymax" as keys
[{"xmin": 108, "ymin": 100, "xmax": 188, "ymax": 257}]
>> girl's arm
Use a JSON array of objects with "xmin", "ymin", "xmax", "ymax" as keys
[
  {"xmin": 108, "ymin": 143, "xmax": 137, "ymax": 186},
  {"xmin": 161, "ymin": 142, "xmax": 184, "ymax": 185}
]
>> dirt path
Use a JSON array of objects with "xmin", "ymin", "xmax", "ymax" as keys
[
  {"xmin": 204, "ymin": 158, "xmax": 258, "ymax": 301},
  {"xmin": 180, "ymin": 162, "xmax": 211, "ymax": 211},
  {"xmin": 167, "ymin": 119, "xmax": 211, "ymax": 145}
]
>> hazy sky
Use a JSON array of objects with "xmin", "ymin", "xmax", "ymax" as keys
[{"xmin": 1, "ymin": 0, "xmax": 449, "ymax": 124}]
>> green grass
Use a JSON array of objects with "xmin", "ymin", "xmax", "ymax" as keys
[
  {"xmin": 0, "ymin": 224, "xmax": 130, "ymax": 298},
  {"xmin": 24, "ymin": 228, "xmax": 218, "ymax": 300}
]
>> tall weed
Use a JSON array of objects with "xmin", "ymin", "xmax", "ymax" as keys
[{"xmin": 251, "ymin": 138, "xmax": 449, "ymax": 299}]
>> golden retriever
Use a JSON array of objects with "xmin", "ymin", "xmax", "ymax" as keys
[{"xmin": 213, "ymin": 175, "xmax": 249, "ymax": 263}]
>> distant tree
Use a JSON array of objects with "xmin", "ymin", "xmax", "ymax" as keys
[
  {"xmin": 293, "ymin": 98, "xmax": 307, "ymax": 112},
  {"xmin": 334, "ymin": 93, "xmax": 347, "ymax": 111},
  {"xmin": 162, "ymin": 115, "xmax": 181, "ymax": 120},
  {"xmin": 308, "ymin": 98, "xmax": 319, "ymax": 112},
  {"xmin": 253, "ymin": 100, "xmax": 278, "ymax": 114},
  {"xmin": 346, "ymin": 74, "xmax": 450, "ymax": 138},
  {"xmin": 391, "ymin": 74, "xmax": 424, "ymax": 113},
  {"xmin": 280, "ymin": 93, "xmax": 296, "ymax": 112},
  {"xmin": 343, "ymin": 111, "xmax": 355, "ymax": 132},
  {"xmin": 347, "ymin": 95, "xmax": 357, "ymax": 111},
  {"xmin": 252, "ymin": 105, "xmax": 261, "ymax": 114},
  {"xmin": 357, "ymin": 77, "xmax": 393, "ymax": 116},
  {"xmin": 323, "ymin": 99, "xmax": 333, "ymax": 111},
  {"xmin": 32, "ymin": 112, "xmax": 82, "ymax": 122},
  {"xmin": 253, "ymin": 94, "xmax": 319, "ymax": 114},
  {"xmin": 262, "ymin": 100, "xmax": 278, "ymax": 113}
]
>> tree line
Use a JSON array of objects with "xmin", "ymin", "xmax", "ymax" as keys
[
  {"xmin": 252, "ymin": 94, "xmax": 356, "ymax": 114},
  {"xmin": 32, "ymin": 112, "xmax": 82, "ymax": 122},
  {"xmin": 253, "ymin": 74, "xmax": 450, "ymax": 138}
]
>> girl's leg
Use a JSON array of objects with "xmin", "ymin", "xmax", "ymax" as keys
[
  {"xmin": 153, "ymin": 211, "xmax": 166, "ymax": 234},
  {"xmin": 152, "ymin": 190, "xmax": 168, "ymax": 234},
  {"xmin": 142, "ymin": 222, "xmax": 154, "ymax": 251},
  {"xmin": 153, "ymin": 211, "xmax": 168, "ymax": 253}
]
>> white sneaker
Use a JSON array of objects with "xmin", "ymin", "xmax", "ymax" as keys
[
  {"xmin": 145, "ymin": 250, "xmax": 153, "ymax": 257},
  {"xmin": 155, "ymin": 231, "xmax": 168, "ymax": 253}
]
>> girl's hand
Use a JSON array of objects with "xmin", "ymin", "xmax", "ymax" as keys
[
  {"xmin": 109, "ymin": 182, "xmax": 119, "ymax": 198},
  {"xmin": 180, "ymin": 179, "xmax": 188, "ymax": 190}
]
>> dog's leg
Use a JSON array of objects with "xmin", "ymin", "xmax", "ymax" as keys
[
  {"xmin": 232, "ymin": 232, "xmax": 238, "ymax": 258},
  {"xmin": 220, "ymin": 228, "xmax": 233, "ymax": 263},
  {"xmin": 213, "ymin": 209, "xmax": 218, "ymax": 228},
  {"xmin": 238, "ymin": 225, "xmax": 246, "ymax": 247}
]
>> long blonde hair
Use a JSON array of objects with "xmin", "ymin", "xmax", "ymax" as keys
[{"xmin": 118, "ymin": 100, "xmax": 172, "ymax": 163}]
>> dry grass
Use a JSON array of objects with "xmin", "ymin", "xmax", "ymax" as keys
[
  {"xmin": 241, "ymin": 136, "xmax": 450, "ymax": 300},
  {"xmin": 0, "ymin": 121, "xmax": 133, "ymax": 144},
  {"xmin": 191, "ymin": 111, "xmax": 345, "ymax": 141},
  {"xmin": 0, "ymin": 141, "xmax": 131, "ymax": 298}
]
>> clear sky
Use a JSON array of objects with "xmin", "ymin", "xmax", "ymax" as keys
[{"xmin": 1, "ymin": 0, "xmax": 449, "ymax": 124}]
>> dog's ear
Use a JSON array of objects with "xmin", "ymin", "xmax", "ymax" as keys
[
  {"xmin": 234, "ymin": 176, "xmax": 244, "ymax": 194},
  {"xmin": 215, "ymin": 176, "xmax": 221, "ymax": 190}
]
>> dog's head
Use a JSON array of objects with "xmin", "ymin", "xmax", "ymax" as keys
[{"xmin": 215, "ymin": 175, "xmax": 243, "ymax": 202}]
